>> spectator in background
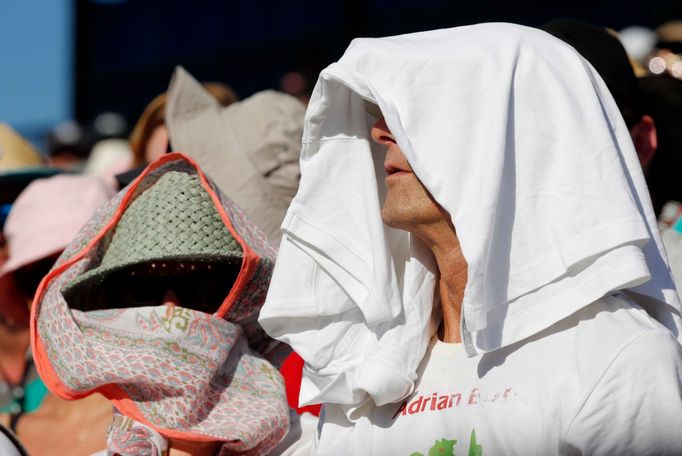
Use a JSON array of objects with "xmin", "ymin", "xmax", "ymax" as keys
[
  {"xmin": 0, "ymin": 125, "xmax": 62, "ymax": 428},
  {"xmin": 45, "ymin": 121, "xmax": 92, "ymax": 171},
  {"xmin": 0, "ymin": 124, "xmax": 47, "ymax": 171},
  {"xmin": 641, "ymin": 74, "xmax": 682, "ymax": 215},
  {"xmin": 84, "ymin": 112, "xmax": 133, "ymax": 182},
  {"xmin": 640, "ymin": 20, "xmax": 682, "ymax": 216},
  {"xmin": 0, "ymin": 126, "xmax": 61, "ymax": 396},
  {"xmin": 0, "ymin": 174, "xmax": 114, "ymax": 455},
  {"xmin": 541, "ymin": 19, "xmax": 658, "ymax": 172},
  {"xmin": 638, "ymin": 21, "xmax": 682, "ymax": 290},
  {"xmin": 646, "ymin": 20, "xmax": 682, "ymax": 79},
  {"xmin": 32, "ymin": 154, "xmax": 290, "ymax": 456},
  {"xmin": 129, "ymin": 81, "xmax": 237, "ymax": 167},
  {"xmin": 0, "ymin": 124, "xmax": 60, "ymax": 211},
  {"xmin": 619, "ymin": 25, "xmax": 657, "ymax": 77},
  {"xmin": 539, "ymin": 17, "xmax": 682, "ymax": 284}
]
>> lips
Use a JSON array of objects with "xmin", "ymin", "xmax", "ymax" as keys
[{"xmin": 384, "ymin": 162, "xmax": 411, "ymax": 175}]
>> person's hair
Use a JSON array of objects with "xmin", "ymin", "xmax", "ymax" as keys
[
  {"xmin": 540, "ymin": 19, "xmax": 644, "ymax": 129},
  {"xmin": 129, "ymin": 82, "xmax": 238, "ymax": 166}
]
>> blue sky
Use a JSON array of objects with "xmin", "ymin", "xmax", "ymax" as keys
[{"xmin": 0, "ymin": 0, "xmax": 73, "ymax": 146}]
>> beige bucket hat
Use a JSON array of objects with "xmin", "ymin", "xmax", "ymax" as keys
[{"xmin": 166, "ymin": 66, "xmax": 305, "ymax": 243}]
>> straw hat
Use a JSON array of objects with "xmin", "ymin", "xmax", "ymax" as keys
[
  {"xmin": 0, "ymin": 124, "xmax": 60, "ymax": 205},
  {"xmin": 61, "ymin": 171, "xmax": 243, "ymax": 307},
  {"xmin": 0, "ymin": 124, "xmax": 44, "ymax": 171}
]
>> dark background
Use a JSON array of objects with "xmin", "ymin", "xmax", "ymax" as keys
[{"xmin": 75, "ymin": 0, "xmax": 681, "ymax": 129}]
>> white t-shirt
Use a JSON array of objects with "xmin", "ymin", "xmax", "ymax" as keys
[{"xmin": 314, "ymin": 294, "xmax": 682, "ymax": 455}]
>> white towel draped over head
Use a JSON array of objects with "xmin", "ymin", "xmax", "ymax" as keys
[{"xmin": 259, "ymin": 23, "xmax": 682, "ymax": 413}]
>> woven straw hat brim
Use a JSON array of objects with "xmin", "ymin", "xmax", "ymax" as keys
[
  {"xmin": 0, "ymin": 123, "xmax": 45, "ymax": 171},
  {"xmin": 61, "ymin": 170, "xmax": 244, "ymax": 310},
  {"xmin": 61, "ymin": 253, "xmax": 242, "ymax": 310}
]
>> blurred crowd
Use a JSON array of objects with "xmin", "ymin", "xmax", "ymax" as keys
[{"xmin": 0, "ymin": 18, "xmax": 681, "ymax": 456}]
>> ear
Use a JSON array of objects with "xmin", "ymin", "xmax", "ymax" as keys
[{"xmin": 629, "ymin": 115, "xmax": 657, "ymax": 168}]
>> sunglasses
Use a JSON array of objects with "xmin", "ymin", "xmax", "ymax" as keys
[{"xmin": 84, "ymin": 261, "xmax": 241, "ymax": 314}]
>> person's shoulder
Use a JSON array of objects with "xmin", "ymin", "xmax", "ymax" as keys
[
  {"xmin": 611, "ymin": 324, "xmax": 682, "ymax": 371},
  {"xmin": 562, "ymin": 296, "xmax": 682, "ymax": 454},
  {"xmin": 566, "ymin": 293, "xmax": 677, "ymax": 353},
  {"xmin": 577, "ymin": 299, "xmax": 682, "ymax": 403},
  {"xmin": 528, "ymin": 293, "xmax": 681, "ymax": 386},
  {"xmin": 594, "ymin": 293, "xmax": 681, "ymax": 368}
]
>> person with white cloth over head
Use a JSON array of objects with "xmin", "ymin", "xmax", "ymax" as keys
[{"xmin": 259, "ymin": 23, "xmax": 682, "ymax": 455}]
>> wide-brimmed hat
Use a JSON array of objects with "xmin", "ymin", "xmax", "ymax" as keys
[
  {"xmin": 0, "ymin": 174, "xmax": 115, "ymax": 278},
  {"xmin": 0, "ymin": 174, "xmax": 115, "ymax": 326},
  {"xmin": 61, "ymin": 170, "xmax": 243, "ymax": 308},
  {"xmin": 0, "ymin": 124, "xmax": 61, "ymax": 205},
  {"xmin": 0, "ymin": 124, "xmax": 44, "ymax": 171},
  {"xmin": 33, "ymin": 154, "xmax": 289, "ymax": 453},
  {"xmin": 166, "ymin": 66, "xmax": 305, "ymax": 243}
]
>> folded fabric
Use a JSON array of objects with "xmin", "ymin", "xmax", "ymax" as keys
[
  {"xmin": 259, "ymin": 23, "xmax": 682, "ymax": 413},
  {"xmin": 105, "ymin": 410, "xmax": 168, "ymax": 456}
]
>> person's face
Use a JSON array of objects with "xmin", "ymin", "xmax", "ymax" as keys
[
  {"xmin": 371, "ymin": 117, "xmax": 447, "ymax": 232},
  {"xmin": 86, "ymin": 261, "xmax": 240, "ymax": 314},
  {"xmin": 144, "ymin": 125, "xmax": 170, "ymax": 164}
]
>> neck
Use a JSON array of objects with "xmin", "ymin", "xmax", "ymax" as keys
[{"xmin": 413, "ymin": 219, "xmax": 468, "ymax": 343}]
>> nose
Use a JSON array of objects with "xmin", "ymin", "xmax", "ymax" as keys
[
  {"xmin": 162, "ymin": 289, "xmax": 181, "ymax": 308},
  {"xmin": 371, "ymin": 117, "xmax": 397, "ymax": 148}
]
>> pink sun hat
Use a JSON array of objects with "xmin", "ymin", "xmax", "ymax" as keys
[{"xmin": 0, "ymin": 174, "xmax": 115, "ymax": 278}]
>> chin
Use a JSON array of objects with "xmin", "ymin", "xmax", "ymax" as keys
[
  {"xmin": 381, "ymin": 203, "xmax": 413, "ymax": 231},
  {"xmin": 382, "ymin": 178, "xmax": 446, "ymax": 232},
  {"xmin": 381, "ymin": 198, "xmax": 449, "ymax": 234}
]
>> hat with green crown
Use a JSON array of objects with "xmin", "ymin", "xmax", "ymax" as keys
[{"xmin": 61, "ymin": 170, "xmax": 243, "ymax": 306}]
